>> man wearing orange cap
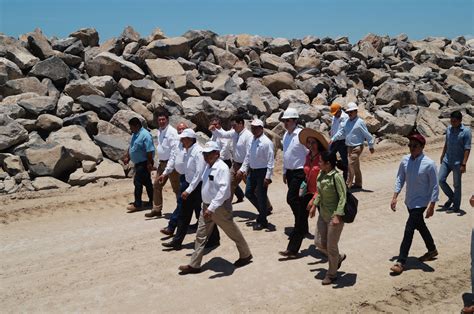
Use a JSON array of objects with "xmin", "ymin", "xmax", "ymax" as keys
[{"xmin": 329, "ymin": 103, "xmax": 349, "ymax": 181}]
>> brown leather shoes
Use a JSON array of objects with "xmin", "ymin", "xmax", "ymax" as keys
[
  {"xmin": 144, "ymin": 210, "xmax": 162, "ymax": 218},
  {"xmin": 178, "ymin": 265, "xmax": 201, "ymax": 274},
  {"xmin": 160, "ymin": 228, "xmax": 173, "ymax": 236},
  {"xmin": 278, "ymin": 250, "xmax": 298, "ymax": 259},
  {"xmin": 234, "ymin": 254, "xmax": 253, "ymax": 267}
]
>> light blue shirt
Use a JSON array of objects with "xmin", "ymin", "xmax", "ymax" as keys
[
  {"xmin": 331, "ymin": 116, "xmax": 374, "ymax": 148},
  {"xmin": 394, "ymin": 153, "xmax": 439, "ymax": 209},
  {"xmin": 443, "ymin": 124, "xmax": 471, "ymax": 166},
  {"xmin": 129, "ymin": 127, "xmax": 155, "ymax": 164}
]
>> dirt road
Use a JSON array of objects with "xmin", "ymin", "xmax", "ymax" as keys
[{"xmin": 1, "ymin": 139, "xmax": 472, "ymax": 313}]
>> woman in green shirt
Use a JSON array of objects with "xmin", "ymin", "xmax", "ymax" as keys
[{"xmin": 309, "ymin": 151, "xmax": 347, "ymax": 285}]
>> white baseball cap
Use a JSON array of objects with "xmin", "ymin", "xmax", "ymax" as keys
[
  {"xmin": 178, "ymin": 128, "xmax": 197, "ymax": 138},
  {"xmin": 281, "ymin": 107, "xmax": 299, "ymax": 119},
  {"xmin": 202, "ymin": 141, "xmax": 220, "ymax": 153},
  {"xmin": 345, "ymin": 102, "xmax": 358, "ymax": 112},
  {"xmin": 250, "ymin": 119, "xmax": 264, "ymax": 127}
]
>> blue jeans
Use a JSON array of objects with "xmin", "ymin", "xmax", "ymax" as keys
[
  {"xmin": 167, "ymin": 175, "xmax": 187, "ymax": 231},
  {"xmin": 439, "ymin": 161, "xmax": 462, "ymax": 210},
  {"xmin": 245, "ymin": 168, "xmax": 269, "ymax": 226}
]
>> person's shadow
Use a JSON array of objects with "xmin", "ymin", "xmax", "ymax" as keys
[
  {"xmin": 203, "ymin": 257, "xmax": 236, "ymax": 279},
  {"xmin": 301, "ymin": 245, "xmax": 328, "ymax": 264},
  {"xmin": 388, "ymin": 256, "xmax": 435, "ymax": 275},
  {"xmin": 312, "ymin": 268, "xmax": 357, "ymax": 288},
  {"xmin": 233, "ymin": 210, "xmax": 257, "ymax": 222}
]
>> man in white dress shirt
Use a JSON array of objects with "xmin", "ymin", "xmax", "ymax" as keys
[
  {"xmin": 330, "ymin": 102, "xmax": 375, "ymax": 189},
  {"xmin": 210, "ymin": 115, "xmax": 252, "ymax": 203},
  {"xmin": 146, "ymin": 110, "xmax": 181, "ymax": 218},
  {"xmin": 209, "ymin": 117, "xmax": 233, "ymax": 166},
  {"xmin": 162, "ymin": 129, "xmax": 220, "ymax": 250},
  {"xmin": 329, "ymin": 103, "xmax": 349, "ymax": 181},
  {"xmin": 178, "ymin": 141, "xmax": 253, "ymax": 274},
  {"xmin": 281, "ymin": 108, "xmax": 308, "ymax": 231},
  {"xmin": 237, "ymin": 119, "xmax": 275, "ymax": 230}
]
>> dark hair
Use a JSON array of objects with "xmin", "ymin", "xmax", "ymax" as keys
[
  {"xmin": 450, "ymin": 110, "xmax": 462, "ymax": 120},
  {"xmin": 128, "ymin": 117, "xmax": 141, "ymax": 127},
  {"xmin": 231, "ymin": 115, "xmax": 245, "ymax": 125},
  {"xmin": 154, "ymin": 109, "xmax": 169, "ymax": 119},
  {"xmin": 320, "ymin": 151, "xmax": 337, "ymax": 169},
  {"xmin": 210, "ymin": 117, "xmax": 221, "ymax": 124}
]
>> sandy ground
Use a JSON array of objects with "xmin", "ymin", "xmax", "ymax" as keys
[{"xmin": 1, "ymin": 138, "xmax": 472, "ymax": 313}]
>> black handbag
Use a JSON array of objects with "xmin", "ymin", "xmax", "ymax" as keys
[{"xmin": 333, "ymin": 175, "xmax": 358, "ymax": 223}]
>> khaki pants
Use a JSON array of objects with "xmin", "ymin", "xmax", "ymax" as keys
[
  {"xmin": 347, "ymin": 145, "xmax": 363, "ymax": 188},
  {"xmin": 152, "ymin": 161, "xmax": 180, "ymax": 212},
  {"xmin": 189, "ymin": 201, "xmax": 252, "ymax": 268},
  {"xmin": 316, "ymin": 215, "xmax": 344, "ymax": 278},
  {"xmin": 231, "ymin": 162, "xmax": 273, "ymax": 210}
]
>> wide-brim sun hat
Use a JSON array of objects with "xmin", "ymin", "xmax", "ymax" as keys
[
  {"xmin": 345, "ymin": 102, "xmax": 358, "ymax": 112},
  {"xmin": 178, "ymin": 128, "xmax": 197, "ymax": 139},
  {"xmin": 298, "ymin": 128, "xmax": 329, "ymax": 151}
]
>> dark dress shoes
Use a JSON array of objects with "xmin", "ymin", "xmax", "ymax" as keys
[
  {"xmin": 234, "ymin": 254, "xmax": 253, "ymax": 268},
  {"xmin": 162, "ymin": 241, "xmax": 182, "ymax": 250},
  {"xmin": 178, "ymin": 265, "xmax": 201, "ymax": 274},
  {"xmin": 278, "ymin": 250, "xmax": 298, "ymax": 259}
]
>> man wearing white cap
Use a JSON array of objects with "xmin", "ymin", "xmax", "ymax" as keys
[
  {"xmin": 237, "ymin": 119, "xmax": 275, "ymax": 230},
  {"xmin": 330, "ymin": 102, "xmax": 375, "ymax": 189},
  {"xmin": 281, "ymin": 107, "xmax": 308, "ymax": 232},
  {"xmin": 163, "ymin": 128, "xmax": 220, "ymax": 249},
  {"xmin": 178, "ymin": 141, "xmax": 253, "ymax": 274}
]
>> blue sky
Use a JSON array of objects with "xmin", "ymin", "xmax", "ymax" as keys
[{"xmin": 1, "ymin": 0, "xmax": 473, "ymax": 43}]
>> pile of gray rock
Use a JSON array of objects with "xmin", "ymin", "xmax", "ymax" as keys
[{"xmin": 1, "ymin": 27, "xmax": 473, "ymax": 194}]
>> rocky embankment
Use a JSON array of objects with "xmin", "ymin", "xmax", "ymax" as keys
[{"xmin": 0, "ymin": 26, "xmax": 473, "ymax": 194}]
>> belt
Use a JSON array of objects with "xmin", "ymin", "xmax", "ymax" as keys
[
  {"xmin": 286, "ymin": 168, "xmax": 304, "ymax": 172},
  {"xmin": 159, "ymin": 160, "xmax": 168, "ymax": 163}
]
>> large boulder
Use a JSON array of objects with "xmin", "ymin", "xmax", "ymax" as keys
[
  {"xmin": 0, "ymin": 153, "xmax": 25, "ymax": 176},
  {"xmin": 18, "ymin": 96, "xmax": 57, "ymax": 117},
  {"xmin": 26, "ymin": 30, "xmax": 55, "ymax": 60},
  {"xmin": 146, "ymin": 36, "xmax": 190, "ymax": 58},
  {"xmin": 295, "ymin": 49, "xmax": 321, "ymax": 71},
  {"xmin": 93, "ymin": 134, "xmax": 129, "ymax": 162},
  {"xmin": 416, "ymin": 107, "xmax": 446, "ymax": 137},
  {"xmin": 260, "ymin": 53, "xmax": 291, "ymax": 71},
  {"xmin": 375, "ymin": 81, "xmax": 417, "ymax": 106},
  {"xmin": 209, "ymin": 45, "xmax": 241, "ymax": 69},
  {"xmin": 28, "ymin": 56, "xmax": 70, "ymax": 87},
  {"xmin": 267, "ymin": 38, "xmax": 292, "ymax": 55},
  {"xmin": 262, "ymin": 72, "xmax": 296, "ymax": 94},
  {"xmin": 448, "ymin": 85, "xmax": 474, "ymax": 104},
  {"xmin": 0, "ymin": 57, "xmax": 23, "ymax": 84},
  {"xmin": 286, "ymin": 102, "xmax": 322, "ymax": 122},
  {"xmin": 85, "ymin": 52, "xmax": 145, "ymax": 81},
  {"xmin": 87, "ymin": 76, "xmax": 117, "ymax": 97},
  {"xmin": 2, "ymin": 77, "xmax": 48, "ymax": 97},
  {"xmin": 1, "ymin": 36, "xmax": 39, "ymax": 70},
  {"xmin": 56, "ymin": 95, "xmax": 74, "ymax": 118},
  {"xmin": 145, "ymin": 58, "xmax": 185, "ymax": 84},
  {"xmin": 64, "ymin": 79, "xmax": 105, "ymax": 99},
  {"xmin": 32, "ymin": 176, "xmax": 71, "ymax": 191},
  {"xmin": 24, "ymin": 143, "xmax": 77, "ymax": 179},
  {"xmin": 128, "ymin": 98, "xmax": 154, "ymax": 126},
  {"xmin": 110, "ymin": 110, "xmax": 147, "ymax": 133},
  {"xmin": 35, "ymin": 114, "xmax": 63, "ymax": 132},
  {"xmin": 278, "ymin": 89, "xmax": 310, "ymax": 109},
  {"xmin": 297, "ymin": 77, "xmax": 330, "ymax": 99},
  {"xmin": 97, "ymin": 120, "xmax": 131, "ymax": 140},
  {"xmin": 69, "ymin": 28, "xmax": 99, "ymax": 47},
  {"xmin": 68, "ymin": 158, "xmax": 125, "ymax": 186},
  {"xmin": 47, "ymin": 125, "xmax": 103, "ymax": 162},
  {"xmin": 0, "ymin": 103, "xmax": 26, "ymax": 119},
  {"xmin": 76, "ymin": 95, "xmax": 119, "ymax": 121},
  {"xmin": 130, "ymin": 79, "xmax": 160, "ymax": 102},
  {"xmin": 63, "ymin": 111, "xmax": 99, "ymax": 137}
]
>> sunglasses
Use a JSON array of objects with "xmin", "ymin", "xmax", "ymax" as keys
[{"xmin": 407, "ymin": 143, "xmax": 421, "ymax": 148}]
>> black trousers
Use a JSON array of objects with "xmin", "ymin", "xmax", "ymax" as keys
[
  {"xmin": 286, "ymin": 169, "xmax": 305, "ymax": 229},
  {"xmin": 398, "ymin": 207, "xmax": 436, "ymax": 264},
  {"xmin": 287, "ymin": 193, "xmax": 312, "ymax": 253},
  {"xmin": 133, "ymin": 161, "xmax": 153, "ymax": 207},
  {"xmin": 173, "ymin": 182, "xmax": 220, "ymax": 245}
]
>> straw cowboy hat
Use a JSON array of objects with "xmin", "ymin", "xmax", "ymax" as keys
[{"xmin": 298, "ymin": 128, "xmax": 329, "ymax": 151}]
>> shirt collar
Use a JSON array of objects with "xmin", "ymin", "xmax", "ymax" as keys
[{"xmin": 410, "ymin": 152, "xmax": 424, "ymax": 161}]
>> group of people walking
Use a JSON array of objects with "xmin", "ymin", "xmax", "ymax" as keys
[{"xmin": 123, "ymin": 103, "xmax": 471, "ymax": 285}]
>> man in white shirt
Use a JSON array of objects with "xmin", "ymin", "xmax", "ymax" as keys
[
  {"xmin": 331, "ymin": 102, "xmax": 375, "ymax": 189},
  {"xmin": 162, "ymin": 129, "xmax": 220, "ymax": 250},
  {"xmin": 329, "ymin": 103, "xmax": 349, "ymax": 181},
  {"xmin": 209, "ymin": 117, "xmax": 233, "ymax": 166},
  {"xmin": 146, "ymin": 110, "xmax": 181, "ymax": 218},
  {"xmin": 281, "ymin": 108, "xmax": 308, "ymax": 231},
  {"xmin": 178, "ymin": 141, "xmax": 253, "ymax": 274},
  {"xmin": 237, "ymin": 119, "xmax": 275, "ymax": 230}
]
